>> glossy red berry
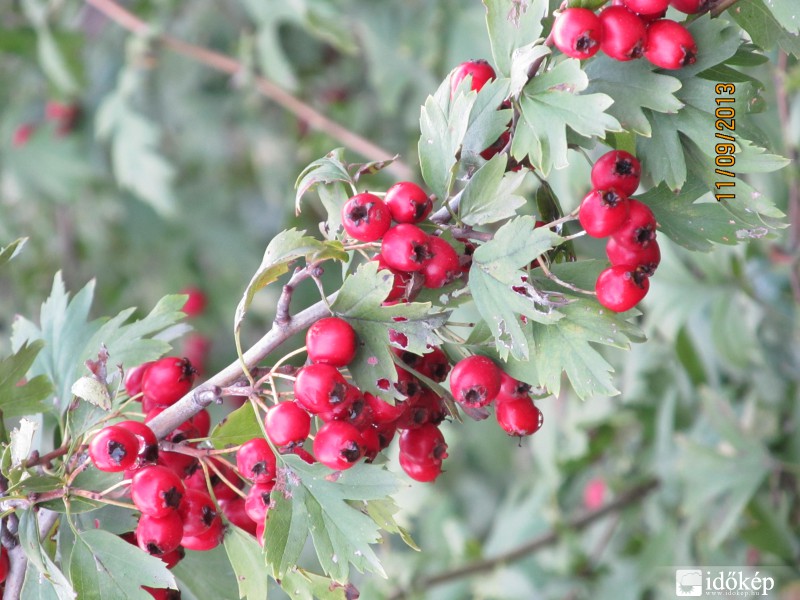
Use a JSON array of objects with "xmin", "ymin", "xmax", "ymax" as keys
[
  {"xmin": 131, "ymin": 465, "xmax": 185, "ymax": 517},
  {"xmin": 622, "ymin": 0, "xmax": 669, "ymax": 13},
  {"xmin": 670, "ymin": 0, "xmax": 705, "ymax": 13},
  {"xmin": 115, "ymin": 420, "xmax": 159, "ymax": 464},
  {"xmin": 599, "ymin": 7, "xmax": 647, "ymax": 61},
  {"xmin": 125, "ymin": 362, "xmax": 153, "ymax": 398},
  {"xmin": 606, "ymin": 236, "xmax": 661, "ymax": 275},
  {"xmin": 244, "ymin": 481, "xmax": 275, "ymax": 524},
  {"xmin": 181, "ymin": 515, "xmax": 223, "ymax": 551},
  {"xmin": 450, "ymin": 59, "xmax": 496, "ymax": 96},
  {"xmin": 421, "ymin": 236, "xmax": 460, "ymax": 289},
  {"xmin": 552, "ymin": 8, "xmax": 603, "ymax": 60},
  {"xmin": 363, "ymin": 392, "xmax": 405, "ymax": 424},
  {"xmin": 399, "ymin": 424, "xmax": 448, "ymax": 465},
  {"xmin": 381, "ymin": 224, "xmax": 433, "ymax": 272},
  {"xmin": 265, "ymin": 401, "xmax": 311, "ymax": 450},
  {"xmin": 136, "ymin": 512, "xmax": 184, "ymax": 556},
  {"xmin": 89, "ymin": 425, "xmax": 139, "ymax": 472},
  {"xmin": 398, "ymin": 452, "xmax": 443, "ymax": 483},
  {"xmin": 449, "ymin": 355, "xmax": 502, "ymax": 408},
  {"xmin": 495, "ymin": 371, "xmax": 532, "ymax": 404},
  {"xmin": 190, "ymin": 409, "xmax": 211, "ymax": 438},
  {"xmin": 293, "ymin": 363, "xmax": 349, "ymax": 414},
  {"xmin": 341, "ymin": 192, "xmax": 392, "ymax": 242},
  {"xmin": 219, "ymin": 497, "xmax": 258, "ymax": 535},
  {"xmin": 141, "ymin": 357, "xmax": 197, "ymax": 407},
  {"xmin": 236, "ymin": 438, "xmax": 277, "ymax": 484},
  {"xmin": 306, "ymin": 317, "xmax": 358, "ymax": 367},
  {"xmin": 373, "ymin": 254, "xmax": 412, "ymax": 302},
  {"xmin": 591, "ymin": 150, "xmax": 642, "ymax": 196},
  {"xmin": 596, "ymin": 265, "xmax": 650, "ymax": 312},
  {"xmin": 611, "ymin": 199, "xmax": 657, "ymax": 251},
  {"xmin": 178, "ymin": 489, "xmax": 218, "ymax": 538},
  {"xmin": 313, "ymin": 421, "xmax": 364, "ymax": 471},
  {"xmin": 418, "ymin": 346, "xmax": 451, "ymax": 383},
  {"xmin": 384, "ymin": 182, "xmax": 433, "ymax": 224},
  {"xmin": 495, "ymin": 397, "xmax": 544, "ymax": 436},
  {"xmin": 180, "ymin": 286, "xmax": 207, "ymax": 317},
  {"xmin": 644, "ymin": 19, "xmax": 697, "ymax": 70},
  {"xmin": 579, "ymin": 189, "xmax": 631, "ymax": 238}
]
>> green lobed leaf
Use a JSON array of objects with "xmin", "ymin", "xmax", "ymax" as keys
[
  {"xmin": 18, "ymin": 510, "xmax": 76, "ymax": 600},
  {"xmin": 459, "ymin": 154, "xmax": 527, "ymax": 226},
  {"xmin": 280, "ymin": 568, "xmax": 353, "ymax": 600},
  {"xmin": 512, "ymin": 60, "xmax": 620, "ymax": 175},
  {"xmin": 295, "ymin": 148, "xmax": 354, "ymax": 217},
  {"xmin": 69, "ymin": 529, "xmax": 176, "ymax": 600},
  {"xmin": 729, "ymin": 0, "xmax": 800, "ymax": 55},
  {"xmin": 264, "ymin": 454, "xmax": 399, "ymax": 582},
  {"xmin": 460, "ymin": 78, "xmax": 513, "ymax": 168},
  {"xmin": 223, "ymin": 526, "xmax": 271, "ymax": 600},
  {"xmin": 0, "ymin": 341, "xmax": 53, "ymax": 417},
  {"xmin": 483, "ymin": 0, "xmax": 547, "ymax": 77}
]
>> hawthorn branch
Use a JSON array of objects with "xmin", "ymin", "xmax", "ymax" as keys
[
  {"xmin": 390, "ymin": 477, "xmax": 660, "ymax": 599},
  {"xmin": 82, "ymin": 0, "xmax": 414, "ymax": 180},
  {"xmin": 710, "ymin": 0, "xmax": 742, "ymax": 16}
]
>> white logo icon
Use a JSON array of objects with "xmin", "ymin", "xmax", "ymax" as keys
[{"xmin": 676, "ymin": 569, "xmax": 703, "ymax": 597}]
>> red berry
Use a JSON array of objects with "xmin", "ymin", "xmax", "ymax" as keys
[
  {"xmin": 449, "ymin": 355, "xmax": 502, "ymax": 408},
  {"xmin": 142, "ymin": 588, "xmax": 181, "ymax": 600},
  {"xmin": 380, "ymin": 224, "xmax": 433, "ymax": 272},
  {"xmin": 219, "ymin": 497, "xmax": 258, "ymax": 536},
  {"xmin": 158, "ymin": 546, "xmax": 185, "ymax": 570},
  {"xmin": 313, "ymin": 421, "xmax": 364, "ymax": 471},
  {"xmin": 399, "ymin": 424, "xmax": 448, "ymax": 465},
  {"xmin": 417, "ymin": 346, "xmax": 451, "ymax": 383},
  {"xmin": 480, "ymin": 130, "xmax": 511, "ymax": 161},
  {"xmin": 670, "ymin": 0, "xmax": 705, "ymax": 13},
  {"xmin": 145, "ymin": 407, "xmax": 200, "ymax": 444},
  {"xmin": 591, "ymin": 150, "xmax": 641, "ymax": 196},
  {"xmin": 398, "ymin": 452, "xmax": 443, "ymax": 483},
  {"xmin": 182, "ymin": 333, "xmax": 211, "ymax": 377},
  {"xmin": 599, "ymin": 7, "xmax": 647, "ymax": 61},
  {"xmin": 155, "ymin": 451, "xmax": 199, "ymax": 480},
  {"xmin": 136, "ymin": 512, "xmax": 184, "ymax": 556},
  {"xmin": 595, "ymin": 265, "xmax": 650, "ymax": 312},
  {"xmin": 579, "ymin": 189, "xmax": 631, "ymax": 238},
  {"xmin": 141, "ymin": 357, "xmax": 197, "ymax": 407},
  {"xmin": 89, "ymin": 425, "xmax": 139, "ymax": 472},
  {"xmin": 495, "ymin": 397, "xmax": 543, "ymax": 436},
  {"xmin": 622, "ymin": 0, "xmax": 669, "ymax": 13},
  {"xmin": 180, "ymin": 286, "xmax": 207, "ymax": 317},
  {"xmin": 190, "ymin": 409, "xmax": 212, "ymax": 439},
  {"xmin": 421, "ymin": 236, "xmax": 460, "ymax": 289},
  {"xmin": 373, "ymin": 254, "xmax": 412, "ymax": 302},
  {"xmin": 644, "ymin": 19, "xmax": 697, "ymax": 70},
  {"xmin": 450, "ymin": 59, "xmax": 496, "ymax": 96},
  {"xmin": 495, "ymin": 371, "xmax": 532, "ymax": 404},
  {"xmin": 293, "ymin": 364, "xmax": 349, "ymax": 414},
  {"xmin": 236, "ymin": 438, "xmax": 277, "ymax": 484},
  {"xmin": 384, "ymin": 182, "xmax": 433, "ymax": 224},
  {"xmin": 606, "ymin": 236, "xmax": 661, "ymax": 275},
  {"xmin": 131, "ymin": 465, "xmax": 185, "ymax": 517},
  {"xmin": 178, "ymin": 489, "xmax": 218, "ymax": 538},
  {"xmin": 12, "ymin": 123, "xmax": 35, "ymax": 147},
  {"xmin": 306, "ymin": 317, "xmax": 358, "ymax": 367},
  {"xmin": 116, "ymin": 420, "xmax": 159, "ymax": 465},
  {"xmin": 341, "ymin": 193, "xmax": 392, "ymax": 242},
  {"xmin": 265, "ymin": 401, "xmax": 311, "ymax": 450},
  {"xmin": 610, "ymin": 199, "xmax": 657, "ymax": 251},
  {"xmin": 125, "ymin": 362, "xmax": 153, "ymax": 398},
  {"xmin": 244, "ymin": 481, "xmax": 275, "ymax": 524},
  {"xmin": 363, "ymin": 392, "xmax": 405, "ymax": 424},
  {"xmin": 552, "ymin": 8, "xmax": 603, "ymax": 60},
  {"xmin": 181, "ymin": 515, "xmax": 223, "ymax": 551},
  {"xmin": 583, "ymin": 477, "xmax": 607, "ymax": 510}
]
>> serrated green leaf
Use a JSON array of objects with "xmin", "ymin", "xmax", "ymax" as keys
[
  {"xmin": 470, "ymin": 218, "xmax": 564, "ymax": 360},
  {"xmin": 280, "ymin": 568, "xmax": 352, "ymax": 600},
  {"xmin": 295, "ymin": 149, "xmax": 354, "ymax": 215},
  {"xmin": 223, "ymin": 526, "xmax": 270, "ymax": 600},
  {"xmin": 331, "ymin": 262, "xmax": 449, "ymax": 399},
  {"xmin": 459, "ymin": 154, "xmax": 527, "ymax": 226},
  {"xmin": 460, "ymin": 78, "xmax": 513, "ymax": 167},
  {"xmin": 265, "ymin": 455, "xmax": 398, "ymax": 582},
  {"xmin": 210, "ymin": 401, "xmax": 262, "ymax": 449},
  {"xmin": 584, "ymin": 56, "xmax": 683, "ymax": 137},
  {"xmin": 730, "ymin": 0, "xmax": 800, "ymax": 55},
  {"xmin": 18, "ymin": 510, "xmax": 76, "ymax": 600},
  {"xmin": 365, "ymin": 498, "xmax": 420, "ymax": 551},
  {"xmin": 0, "ymin": 341, "xmax": 53, "ymax": 417},
  {"xmin": 263, "ymin": 484, "xmax": 310, "ymax": 580},
  {"xmin": 69, "ymin": 529, "xmax": 176, "ymax": 600},
  {"xmin": 513, "ymin": 60, "xmax": 620, "ymax": 175},
  {"xmin": 70, "ymin": 376, "xmax": 111, "ymax": 410},
  {"xmin": 483, "ymin": 0, "xmax": 547, "ymax": 77}
]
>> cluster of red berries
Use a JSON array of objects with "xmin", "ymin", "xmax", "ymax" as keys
[
  {"xmin": 578, "ymin": 150, "xmax": 660, "ymax": 312},
  {"xmin": 12, "ymin": 100, "xmax": 81, "ymax": 147},
  {"xmin": 553, "ymin": 0, "xmax": 699, "ymax": 70}
]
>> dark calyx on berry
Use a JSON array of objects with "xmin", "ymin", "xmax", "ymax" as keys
[
  {"xmin": 340, "ymin": 442, "xmax": 362, "ymax": 463},
  {"xmin": 107, "ymin": 441, "xmax": 129, "ymax": 464},
  {"xmin": 162, "ymin": 487, "xmax": 183, "ymax": 510},
  {"xmin": 601, "ymin": 190, "xmax": 624, "ymax": 207}
]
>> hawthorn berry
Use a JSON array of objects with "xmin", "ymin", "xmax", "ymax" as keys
[
  {"xmin": 181, "ymin": 515, "xmax": 223, "ymax": 551},
  {"xmin": 236, "ymin": 438, "xmax": 277, "ymax": 483},
  {"xmin": 313, "ymin": 421, "xmax": 364, "ymax": 471},
  {"xmin": 244, "ymin": 481, "xmax": 275, "ymax": 524},
  {"xmin": 180, "ymin": 286, "xmax": 207, "ymax": 317},
  {"xmin": 293, "ymin": 363, "xmax": 349, "ymax": 414},
  {"xmin": 399, "ymin": 424, "xmax": 448, "ymax": 465},
  {"xmin": 606, "ymin": 235, "xmax": 661, "ymax": 275},
  {"xmin": 190, "ymin": 409, "xmax": 212, "ymax": 438},
  {"xmin": 115, "ymin": 419, "xmax": 159, "ymax": 464},
  {"xmin": 621, "ymin": 0, "xmax": 669, "ymax": 13},
  {"xmin": 265, "ymin": 401, "xmax": 311, "ymax": 450},
  {"xmin": 644, "ymin": 19, "xmax": 697, "ymax": 70},
  {"xmin": 417, "ymin": 346, "xmax": 451, "ymax": 383},
  {"xmin": 670, "ymin": 0, "xmax": 705, "ymax": 13},
  {"xmin": 136, "ymin": 512, "xmax": 184, "ymax": 556},
  {"xmin": 156, "ymin": 450, "xmax": 199, "ymax": 480},
  {"xmin": 363, "ymin": 392, "xmax": 405, "ymax": 424},
  {"xmin": 599, "ymin": 7, "xmax": 647, "ymax": 61},
  {"xmin": 381, "ymin": 224, "xmax": 433, "ymax": 272},
  {"xmin": 384, "ymin": 182, "xmax": 433, "ymax": 224},
  {"xmin": 219, "ymin": 497, "xmax": 258, "ymax": 536},
  {"xmin": 611, "ymin": 199, "xmax": 657, "ymax": 251},
  {"xmin": 341, "ymin": 192, "xmax": 392, "ymax": 242},
  {"xmin": 373, "ymin": 254, "xmax": 412, "ymax": 302},
  {"xmin": 449, "ymin": 355, "xmax": 502, "ymax": 408},
  {"xmin": 306, "ymin": 316, "xmax": 358, "ymax": 366},
  {"xmin": 178, "ymin": 489, "xmax": 218, "ymax": 538},
  {"xmin": 141, "ymin": 357, "xmax": 197, "ymax": 407},
  {"xmin": 12, "ymin": 123, "xmax": 35, "ymax": 147},
  {"xmin": 125, "ymin": 361, "xmax": 153, "ymax": 398},
  {"xmin": 131, "ymin": 465, "xmax": 185, "ymax": 518},
  {"xmin": 552, "ymin": 8, "xmax": 603, "ymax": 60},
  {"xmin": 591, "ymin": 150, "xmax": 642, "ymax": 196},
  {"xmin": 495, "ymin": 371, "xmax": 532, "ymax": 404},
  {"xmin": 579, "ymin": 189, "xmax": 631, "ymax": 238},
  {"xmin": 449, "ymin": 59, "xmax": 496, "ymax": 96},
  {"xmin": 595, "ymin": 265, "xmax": 650, "ymax": 312},
  {"xmin": 398, "ymin": 451, "xmax": 443, "ymax": 483},
  {"xmin": 421, "ymin": 236, "xmax": 460, "ymax": 289},
  {"xmin": 142, "ymin": 588, "xmax": 181, "ymax": 600},
  {"xmin": 89, "ymin": 425, "xmax": 139, "ymax": 472},
  {"xmin": 495, "ymin": 397, "xmax": 544, "ymax": 436}
]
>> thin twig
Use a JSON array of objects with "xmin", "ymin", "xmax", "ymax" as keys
[
  {"xmin": 710, "ymin": 0, "xmax": 742, "ymax": 17},
  {"xmin": 82, "ymin": 0, "xmax": 414, "ymax": 180}
]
